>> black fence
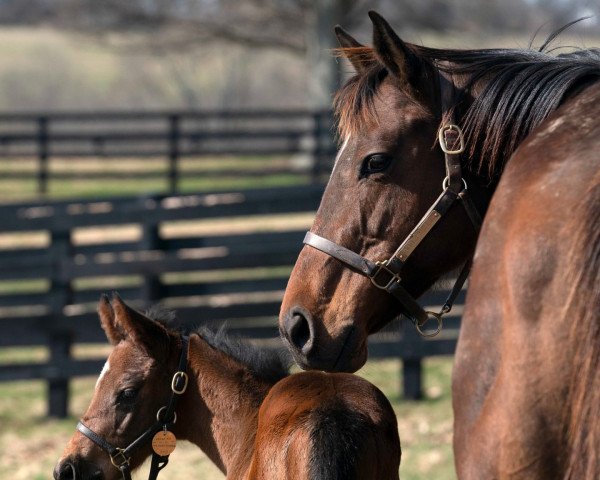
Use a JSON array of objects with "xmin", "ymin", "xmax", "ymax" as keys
[
  {"xmin": 0, "ymin": 110, "xmax": 336, "ymax": 194},
  {"xmin": 0, "ymin": 185, "xmax": 462, "ymax": 417}
]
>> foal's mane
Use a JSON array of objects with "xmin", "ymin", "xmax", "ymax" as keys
[
  {"xmin": 335, "ymin": 34, "xmax": 600, "ymax": 179},
  {"xmin": 145, "ymin": 306, "xmax": 291, "ymax": 384}
]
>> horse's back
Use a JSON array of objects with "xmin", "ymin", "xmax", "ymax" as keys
[
  {"xmin": 454, "ymin": 81, "xmax": 600, "ymax": 479},
  {"xmin": 247, "ymin": 371, "xmax": 400, "ymax": 480}
]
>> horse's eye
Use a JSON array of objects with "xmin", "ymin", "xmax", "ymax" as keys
[
  {"xmin": 117, "ymin": 388, "xmax": 139, "ymax": 406},
  {"xmin": 362, "ymin": 154, "xmax": 393, "ymax": 175}
]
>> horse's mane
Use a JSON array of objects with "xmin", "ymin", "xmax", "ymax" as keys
[
  {"xmin": 145, "ymin": 306, "xmax": 291, "ymax": 384},
  {"xmin": 418, "ymin": 45, "xmax": 600, "ymax": 178},
  {"xmin": 334, "ymin": 33, "xmax": 600, "ymax": 180},
  {"xmin": 195, "ymin": 325, "xmax": 292, "ymax": 383}
]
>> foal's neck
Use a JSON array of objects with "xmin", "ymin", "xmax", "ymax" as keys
[{"xmin": 174, "ymin": 334, "xmax": 278, "ymax": 477}]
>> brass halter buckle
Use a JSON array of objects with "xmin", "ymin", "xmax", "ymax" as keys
[
  {"xmin": 438, "ymin": 124, "xmax": 465, "ymax": 154},
  {"xmin": 171, "ymin": 371, "xmax": 188, "ymax": 395},
  {"xmin": 110, "ymin": 448, "xmax": 130, "ymax": 469},
  {"xmin": 370, "ymin": 260, "xmax": 401, "ymax": 290}
]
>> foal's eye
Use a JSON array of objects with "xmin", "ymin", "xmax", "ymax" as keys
[
  {"xmin": 116, "ymin": 388, "xmax": 139, "ymax": 406},
  {"xmin": 362, "ymin": 154, "xmax": 393, "ymax": 175}
]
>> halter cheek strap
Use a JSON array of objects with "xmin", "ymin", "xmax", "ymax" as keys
[{"xmin": 76, "ymin": 335, "xmax": 190, "ymax": 480}]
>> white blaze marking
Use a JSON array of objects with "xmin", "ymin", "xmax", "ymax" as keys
[
  {"xmin": 331, "ymin": 134, "xmax": 351, "ymax": 176},
  {"xmin": 95, "ymin": 360, "xmax": 110, "ymax": 389}
]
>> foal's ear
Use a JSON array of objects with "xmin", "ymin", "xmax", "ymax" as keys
[
  {"xmin": 110, "ymin": 294, "xmax": 170, "ymax": 355},
  {"xmin": 334, "ymin": 25, "xmax": 371, "ymax": 73},
  {"xmin": 369, "ymin": 10, "xmax": 419, "ymax": 87},
  {"xmin": 98, "ymin": 294, "xmax": 123, "ymax": 345}
]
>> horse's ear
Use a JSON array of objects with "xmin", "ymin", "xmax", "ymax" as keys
[
  {"xmin": 369, "ymin": 10, "xmax": 418, "ymax": 86},
  {"xmin": 110, "ymin": 294, "xmax": 170, "ymax": 354},
  {"xmin": 334, "ymin": 25, "xmax": 371, "ymax": 73},
  {"xmin": 98, "ymin": 294, "xmax": 123, "ymax": 345}
]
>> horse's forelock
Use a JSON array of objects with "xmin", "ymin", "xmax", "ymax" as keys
[{"xmin": 333, "ymin": 55, "xmax": 386, "ymax": 143}]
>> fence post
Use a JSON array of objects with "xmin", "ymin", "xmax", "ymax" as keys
[
  {"xmin": 168, "ymin": 114, "xmax": 180, "ymax": 193},
  {"xmin": 403, "ymin": 358, "xmax": 423, "ymax": 400},
  {"xmin": 37, "ymin": 116, "xmax": 49, "ymax": 195},
  {"xmin": 48, "ymin": 331, "xmax": 72, "ymax": 418},
  {"xmin": 140, "ymin": 206, "xmax": 164, "ymax": 306},
  {"xmin": 401, "ymin": 323, "xmax": 424, "ymax": 400},
  {"xmin": 47, "ymin": 229, "xmax": 73, "ymax": 418}
]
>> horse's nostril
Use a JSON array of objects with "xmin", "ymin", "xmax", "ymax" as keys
[
  {"xmin": 56, "ymin": 462, "xmax": 76, "ymax": 480},
  {"xmin": 285, "ymin": 308, "xmax": 314, "ymax": 355}
]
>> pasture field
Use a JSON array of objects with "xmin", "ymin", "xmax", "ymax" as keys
[
  {"xmin": 0, "ymin": 354, "xmax": 455, "ymax": 480},
  {"xmin": 0, "ymin": 155, "xmax": 313, "ymax": 202}
]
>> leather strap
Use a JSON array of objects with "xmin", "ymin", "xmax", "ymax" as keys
[
  {"xmin": 303, "ymin": 232, "xmax": 377, "ymax": 275},
  {"xmin": 76, "ymin": 422, "xmax": 120, "ymax": 458},
  {"xmin": 386, "ymin": 188, "xmax": 459, "ymax": 272},
  {"xmin": 459, "ymin": 189, "xmax": 483, "ymax": 229}
]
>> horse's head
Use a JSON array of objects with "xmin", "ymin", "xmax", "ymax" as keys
[
  {"xmin": 280, "ymin": 12, "xmax": 483, "ymax": 372},
  {"xmin": 54, "ymin": 295, "xmax": 181, "ymax": 480}
]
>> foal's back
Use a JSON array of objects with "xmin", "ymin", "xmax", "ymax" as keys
[{"xmin": 247, "ymin": 371, "xmax": 401, "ymax": 480}]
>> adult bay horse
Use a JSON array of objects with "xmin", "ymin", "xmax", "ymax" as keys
[
  {"xmin": 54, "ymin": 295, "xmax": 400, "ymax": 480},
  {"xmin": 279, "ymin": 11, "xmax": 600, "ymax": 479}
]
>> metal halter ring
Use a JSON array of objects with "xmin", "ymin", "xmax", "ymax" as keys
[
  {"xmin": 156, "ymin": 406, "xmax": 177, "ymax": 424},
  {"xmin": 442, "ymin": 176, "xmax": 468, "ymax": 192},
  {"xmin": 110, "ymin": 448, "xmax": 130, "ymax": 469},
  {"xmin": 416, "ymin": 311, "xmax": 444, "ymax": 338}
]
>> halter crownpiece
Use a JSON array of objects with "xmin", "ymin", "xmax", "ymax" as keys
[{"xmin": 76, "ymin": 335, "xmax": 190, "ymax": 480}]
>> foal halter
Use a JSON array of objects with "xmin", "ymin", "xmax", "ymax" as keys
[
  {"xmin": 303, "ymin": 80, "xmax": 482, "ymax": 336},
  {"xmin": 76, "ymin": 335, "xmax": 190, "ymax": 480}
]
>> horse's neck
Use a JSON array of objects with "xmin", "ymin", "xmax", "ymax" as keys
[{"xmin": 176, "ymin": 334, "xmax": 275, "ymax": 477}]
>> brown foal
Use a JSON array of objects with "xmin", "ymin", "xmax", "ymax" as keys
[{"xmin": 54, "ymin": 295, "xmax": 400, "ymax": 480}]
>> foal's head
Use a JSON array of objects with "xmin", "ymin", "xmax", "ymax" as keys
[
  {"xmin": 54, "ymin": 296, "xmax": 182, "ymax": 480},
  {"xmin": 280, "ymin": 12, "xmax": 484, "ymax": 372}
]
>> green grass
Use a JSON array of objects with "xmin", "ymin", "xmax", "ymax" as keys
[{"xmin": 0, "ymin": 355, "xmax": 456, "ymax": 479}]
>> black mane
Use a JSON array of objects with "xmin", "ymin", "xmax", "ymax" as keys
[
  {"xmin": 416, "ymin": 44, "xmax": 600, "ymax": 178},
  {"xmin": 196, "ymin": 325, "xmax": 291, "ymax": 384},
  {"xmin": 145, "ymin": 305, "xmax": 291, "ymax": 384},
  {"xmin": 334, "ymin": 29, "xmax": 600, "ymax": 180}
]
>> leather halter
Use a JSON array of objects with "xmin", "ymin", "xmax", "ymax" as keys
[
  {"xmin": 303, "ymin": 75, "xmax": 482, "ymax": 337},
  {"xmin": 76, "ymin": 335, "xmax": 190, "ymax": 480}
]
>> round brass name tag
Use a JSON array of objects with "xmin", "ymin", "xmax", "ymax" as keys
[{"xmin": 152, "ymin": 430, "xmax": 177, "ymax": 456}]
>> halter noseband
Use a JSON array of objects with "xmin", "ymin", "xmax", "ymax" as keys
[
  {"xmin": 303, "ymin": 75, "xmax": 482, "ymax": 337},
  {"xmin": 76, "ymin": 335, "xmax": 190, "ymax": 480}
]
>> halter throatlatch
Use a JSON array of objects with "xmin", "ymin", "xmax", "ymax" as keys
[
  {"xmin": 303, "ymin": 76, "xmax": 482, "ymax": 337},
  {"xmin": 76, "ymin": 335, "xmax": 190, "ymax": 480}
]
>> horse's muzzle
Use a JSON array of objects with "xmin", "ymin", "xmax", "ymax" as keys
[
  {"xmin": 54, "ymin": 457, "xmax": 103, "ymax": 480},
  {"xmin": 280, "ymin": 307, "xmax": 367, "ymax": 373}
]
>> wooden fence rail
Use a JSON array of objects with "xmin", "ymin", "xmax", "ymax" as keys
[{"xmin": 0, "ymin": 110, "xmax": 336, "ymax": 194}]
